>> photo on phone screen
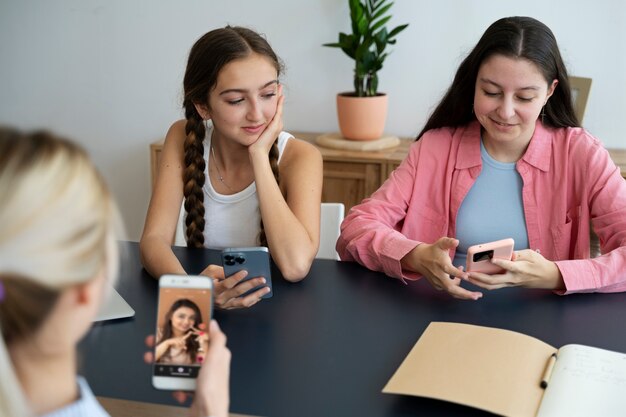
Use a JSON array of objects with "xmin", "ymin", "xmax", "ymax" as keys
[
  {"xmin": 152, "ymin": 275, "xmax": 213, "ymax": 391},
  {"xmin": 222, "ymin": 247, "xmax": 273, "ymax": 299}
]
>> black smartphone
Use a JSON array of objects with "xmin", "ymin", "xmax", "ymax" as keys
[{"xmin": 221, "ymin": 246, "xmax": 273, "ymax": 299}]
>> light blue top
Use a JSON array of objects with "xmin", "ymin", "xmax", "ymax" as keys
[
  {"xmin": 452, "ymin": 139, "xmax": 529, "ymax": 269},
  {"xmin": 42, "ymin": 376, "xmax": 109, "ymax": 417}
]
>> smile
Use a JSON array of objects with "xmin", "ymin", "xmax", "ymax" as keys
[
  {"xmin": 492, "ymin": 119, "xmax": 516, "ymax": 127},
  {"xmin": 243, "ymin": 124, "xmax": 265, "ymax": 133}
]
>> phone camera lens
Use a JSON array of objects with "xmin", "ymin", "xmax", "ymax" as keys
[
  {"xmin": 235, "ymin": 256, "xmax": 245, "ymax": 264},
  {"xmin": 225, "ymin": 259, "xmax": 235, "ymax": 266}
]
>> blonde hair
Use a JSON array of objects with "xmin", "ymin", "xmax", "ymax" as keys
[{"xmin": 0, "ymin": 127, "xmax": 121, "ymax": 416}]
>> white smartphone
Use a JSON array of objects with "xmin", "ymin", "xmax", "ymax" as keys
[
  {"xmin": 466, "ymin": 238, "xmax": 515, "ymax": 274},
  {"xmin": 152, "ymin": 274, "xmax": 213, "ymax": 391},
  {"xmin": 221, "ymin": 247, "xmax": 273, "ymax": 299}
]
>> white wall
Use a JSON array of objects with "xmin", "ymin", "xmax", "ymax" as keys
[{"xmin": 1, "ymin": 0, "xmax": 624, "ymax": 240}]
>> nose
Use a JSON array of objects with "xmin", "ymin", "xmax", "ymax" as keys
[
  {"xmin": 247, "ymin": 99, "xmax": 263, "ymax": 122},
  {"xmin": 496, "ymin": 96, "xmax": 515, "ymax": 120}
]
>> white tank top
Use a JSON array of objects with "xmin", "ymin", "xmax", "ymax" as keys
[{"xmin": 197, "ymin": 122, "xmax": 291, "ymax": 248}]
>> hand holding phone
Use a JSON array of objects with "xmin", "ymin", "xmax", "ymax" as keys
[
  {"xmin": 221, "ymin": 247, "xmax": 273, "ymax": 299},
  {"xmin": 466, "ymin": 238, "xmax": 515, "ymax": 274},
  {"xmin": 152, "ymin": 274, "xmax": 213, "ymax": 391}
]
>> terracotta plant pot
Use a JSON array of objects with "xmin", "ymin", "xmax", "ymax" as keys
[{"xmin": 336, "ymin": 93, "xmax": 388, "ymax": 141}]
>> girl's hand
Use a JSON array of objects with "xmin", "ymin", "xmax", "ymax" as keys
[
  {"xmin": 248, "ymin": 84, "xmax": 284, "ymax": 158},
  {"xmin": 200, "ymin": 264, "xmax": 225, "ymax": 280},
  {"xmin": 144, "ymin": 320, "xmax": 231, "ymax": 417},
  {"xmin": 201, "ymin": 264, "xmax": 269, "ymax": 309},
  {"xmin": 190, "ymin": 320, "xmax": 231, "ymax": 417},
  {"xmin": 190, "ymin": 325, "xmax": 209, "ymax": 348},
  {"xmin": 401, "ymin": 237, "xmax": 481, "ymax": 300},
  {"xmin": 168, "ymin": 331, "xmax": 193, "ymax": 351},
  {"xmin": 213, "ymin": 270, "xmax": 271, "ymax": 310},
  {"xmin": 466, "ymin": 249, "xmax": 564, "ymax": 290}
]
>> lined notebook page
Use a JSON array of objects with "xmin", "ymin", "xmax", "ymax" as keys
[{"xmin": 536, "ymin": 344, "xmax": 626, "ymax": 417}]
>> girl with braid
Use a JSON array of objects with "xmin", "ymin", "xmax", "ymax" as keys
[{"xmin": 140, "ymin": 26, "xmax": 323, "ymax": 309}]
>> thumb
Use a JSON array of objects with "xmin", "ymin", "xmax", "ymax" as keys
[{"xmin": 208, "ymin": 320, "xmax": 227, "ymax": 348}]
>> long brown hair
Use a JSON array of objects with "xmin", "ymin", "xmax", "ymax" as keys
[
  {"xmin": 417, "ymin": 16, "xmax": 579, "ymax": 140},
  {"xmin": 182, "ymin": 26, "xmax": 283, "ymax": 247},
  {"xmin": 158, "ymin": 298, "xmax": 204, "ymax": 363}
]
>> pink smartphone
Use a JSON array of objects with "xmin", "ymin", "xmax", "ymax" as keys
[{"xmin": 466, "ymin": 238, "xmax": 515, "ymax": 274}]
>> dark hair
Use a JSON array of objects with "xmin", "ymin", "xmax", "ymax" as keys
[
  {"xmin": 160, "ymin": 298, "xmax": 204, "ymax": 362},
  {"xmin": 417, "ymin": 16, "xmax": 579, "ymax": 140},
  {"xmin": 182, "ymin": 26, "xmax": 283, "ymax": 247}
]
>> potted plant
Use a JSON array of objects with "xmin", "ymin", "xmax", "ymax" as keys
[{"xmin": 324, "ymin": 0, "xmax": 408, "ymax": 141}]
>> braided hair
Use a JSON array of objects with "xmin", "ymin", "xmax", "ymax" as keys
[{"xmin": 182, "ymin": 26, "xmax": 283, "ymax": 248}]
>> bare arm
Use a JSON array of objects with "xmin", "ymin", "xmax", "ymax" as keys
[
  {"xmin": 247, "ymin": 93, "xmax": 323, "ymax": 281},
  {"xmin": 139, "ymin": 120, "xmax": 189, "ymax": 278},
  {"xmin": 252, "ymin": 138, "xmax": 323, "ymax": 281}
]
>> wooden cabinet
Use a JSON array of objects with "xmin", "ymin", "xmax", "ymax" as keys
[
  {"xmin": 149, "ymin": 135, "xmax": 626, "ymax": 213},
  {"xmin": 294, "ymin": 132, "xmax": 412, "ymax": 211}
]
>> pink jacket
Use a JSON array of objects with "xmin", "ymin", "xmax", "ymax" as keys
[{"xmin": 336, "ymin": 121, "xmax": 626, "ymax": 294}]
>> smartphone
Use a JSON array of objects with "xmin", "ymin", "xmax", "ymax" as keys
[
  {"xmin": 466, "ymin": 238, "xmax": 515, "ymax": 274},
  {"xmin": 221, "ymin": 246, "xmax": 273, "ymax": 299},
  {"xmin": 152, "ymin": 274, "xmax": 213, "ymax": 391}
]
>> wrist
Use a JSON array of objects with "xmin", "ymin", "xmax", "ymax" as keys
[
  {"xmin": 401, "ymin": 243, "xmax": 424, "ymax": 271},
  {"xmin": 549, "ymin": 261, "xmax": 565, "ymax": 290}
]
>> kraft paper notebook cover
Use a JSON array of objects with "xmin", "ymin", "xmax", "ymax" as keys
[{"xmin": 383, "ymin": 322, "xmax": 626, "ymax": 417}]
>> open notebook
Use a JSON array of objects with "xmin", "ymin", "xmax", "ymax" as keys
[
  {"xmin": 383, "ymin": 322, "xmax": 626, "ymax": 417},
  {"xmin": 94, "ymin": 285, "xmax": 135, "ymax": 322}
]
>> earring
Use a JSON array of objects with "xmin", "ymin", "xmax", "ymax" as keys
[{"xmin": 540, "ymin": 106, "xmax": 546, "ymax": 123}]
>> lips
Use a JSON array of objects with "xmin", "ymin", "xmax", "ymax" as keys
[
  {"xmin": 491, "ymin": 118, "xmax": 516, "ymax": 127},
  {"xmin": 242, "ymin": 124, "xmax": 265, "ymax": 134}
]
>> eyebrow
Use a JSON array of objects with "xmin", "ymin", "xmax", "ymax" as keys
[
  {"xmin": 479, "ymin": 78, "xmax": 540, "ymax": 91},
  {"xmin": 219, "ymin": 80, "xmax": 279, "ymax": 96}
]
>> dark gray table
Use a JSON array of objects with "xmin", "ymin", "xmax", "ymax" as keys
[{"xmin": 80, "ymin": 242, "xmax": 626, "ymax": 417}]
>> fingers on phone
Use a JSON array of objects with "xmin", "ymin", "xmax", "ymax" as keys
[
  {"xmin": 240, "ymin": 287, "xmax": 269, "ymax": 307},
  {"xmin": 143, "ymin": 351, "xmax": 154, "ymax": 364},
  {"xmin": 144, "ymin": 334, "xmax": 155, "ymax": 347},
  {"xmin": 220, "ymin": 270, "xmax": 249, "ymax": 290},
  {"xmin": 172, "ymin": 391, "xmax": 188, "ymax": 404}
]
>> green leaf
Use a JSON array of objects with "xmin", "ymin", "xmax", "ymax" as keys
[
  {"xmin": 370, "ymin": 0, "xmax": 385, "ymax": 12},
  {"xmin": 370, "ymin": 15, "xmax": 392, "ymax": 33},
  {"xmin": 357, "ymin": 14, "xmax": 369, "ymax": 35},
  {"xmin": 370, "ymin": 3, "xmax": 392, "ymax": 21},
  {"xmin": 388, "ymin": 23, "xmax": 409, "ymax": 39},
  {"xmin": 374, "ymin": 28, "xmax": 388, "ymax": 53},
  {"xmin": 350, "ymin": 0, "xmax": 364, "ymax": 35}
]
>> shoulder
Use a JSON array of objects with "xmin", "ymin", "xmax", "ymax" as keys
[
  {"xmin": 547, "ymin": 126, "xmax": 616, "ymax": 180},
  {"xmin": 280, "ymin": 133, "xmax": 322, "ymax": 167},
  {"xmin": 164, "ymin": 119, "xmax": 188, "ymax": 147},
  {"xmin": 412, "ymin": 124, "xmax": 477, "ymax": 156},
  {"xmin": 551, "ymin": 126, "xmax": 606, "ymax": 160}
]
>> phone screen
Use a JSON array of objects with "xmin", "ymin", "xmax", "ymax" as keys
[{"xmin": 153, "ymin": 283, "xmax": 212, "ymax": 381}]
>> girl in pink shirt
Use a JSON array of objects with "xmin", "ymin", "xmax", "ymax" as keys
[{"xmin": 337, "ymin": 16, "xmax": 626, "ymax": 300}]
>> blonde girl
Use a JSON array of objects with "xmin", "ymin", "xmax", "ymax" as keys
[{"xmin": 0, "ymin": 127, "xmax": 230, "ymax": 417}]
